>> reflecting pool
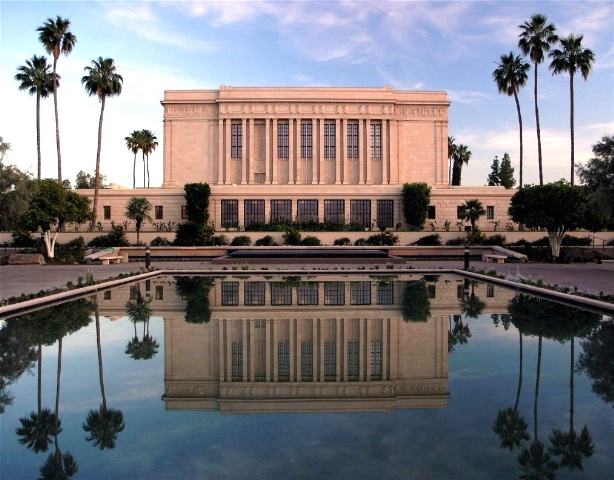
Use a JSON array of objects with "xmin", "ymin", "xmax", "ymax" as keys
[{"xmin": 1, "ymin": 273, "xmax": 613, "ymax": 479}]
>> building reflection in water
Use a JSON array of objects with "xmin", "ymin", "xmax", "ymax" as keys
[{"xmin": 98, "ymin": 274, "xmax": 514, "ymax": 414}]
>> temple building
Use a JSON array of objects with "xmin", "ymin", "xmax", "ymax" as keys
[{"xmin": 93, "ymin": 86, "xmax": 514, "ymax": 233}]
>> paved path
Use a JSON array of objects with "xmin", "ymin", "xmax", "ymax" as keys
[{"xmin": 1, "ymin": 259, "xmax": 613, "ymax": 301}]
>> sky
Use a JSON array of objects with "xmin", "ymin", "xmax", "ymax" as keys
[{"xmin": 1, "ymin": 0, "xmax": 613, "ymax": 189}]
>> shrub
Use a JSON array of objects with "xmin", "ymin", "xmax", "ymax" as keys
[
  {"xmin": 482, "ymin": 234, "xmax": 507, "ymax": 246},
  {"xmin": 445, "ymin": 236, "xmax": 465, "ymax": 246},
  {"xmin": 301, "ymin": 235, "xmax": 322, "ymax": 246},
  {"xmin": 230, "ymin": 235, "xmax": 253, "ymax": 246},
  {"xmin": 413, "ymin": 234, "xmax": 441, "ymax": 246},
  {"xmin": 364, "ymin": 231, "xmax": 399, "ymax": 246},
  {"xmin": 465, "ymin": 229, "xmax": 486, "ymax": 245},
  {"xmin": 11, "ymin": 230, "xmax": 36, "ymax": 248},
  {"xmin": 150, "ymin": 236, "xmax": 171, "ymax": 246},
  {"xmin": 401, "ymin": 182, "xmax": 431, "ymax": 230},
  {"xmin": 283, "ymin": 227, "xmax": 302, "ymax": 246},
  {"xmin": 334, "ymin": 237, "xmax": 351, "ymax": 246},
  {"xmin": 174, "ymin": 221, "xmax": 209, "ymax": 246},
  {"xmin": 354, "ymin": 238, "xmax": 367, "ymax": 246},
  {"xmin": 88, "ymin": 226, "xmax": 130, "ymax": 248},
  {"xmin": 212, "ymin": 234, "xmax": 229, "ymax": 246},
  {"xmin": 254, "ymin": 235, "xmax": 279, "ymax": 246}
]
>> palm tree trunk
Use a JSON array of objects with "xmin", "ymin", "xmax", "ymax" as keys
[
  {"xmin": 133, "ymin": 153, "xmax": 136, "ymax": 189},
  {"xmin": 569, "ymin": 73, "xmax": 575, "ymax": 185},
  {"xmin": 514, "ymin": 331, "xmax": 523, "ymax": 413},
  {"xmin": 514, "ymin": 91, "xmax": 524, "ymax": 188},
  {"xmin": 534, "ymin": 336, "xmax": 542, "ymax": 441},
  {"xmin": 36, "ymin": 93, "xmax": 42, "ymax": 180},
  {"xmin": 569, "ymin": 336, "xmax": 574, "ymax": 432},
  {"xmin": 146, "ymin": 153, "xmax": 150, "ymax": 188},
  {"xmin": 533, "ymin": 63, "xmax": 543, "ymax": 186},
  {"xmin": 38, "ymin": 345, "xmax": 42, "ymax": 414},
  {"xmin": 95, "ymin": 301, "xmax": 107, "ymax": 411},
  {"xmin": 54, "ymin": 337, "xmax": 63, "ymax": 444},
  {"xmin": 52, "ymin": 58, "xmax": 62, "ymax": 184},
  {"xmin": 142, "ymin": 152, "xmax": 146, "ymax": 188},
  {"xmin": 90, "ymin": 96, "xmax": 106, "ymax": 231}
]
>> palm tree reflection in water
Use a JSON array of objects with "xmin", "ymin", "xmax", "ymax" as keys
[{"xmin": 125, "ymin": 287, "xmax": 159, "ymax": 360}]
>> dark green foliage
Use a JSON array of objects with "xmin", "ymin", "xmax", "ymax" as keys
[
  {"xmin": 301, "ymin": 235, "xmax": 322, "ymax": 246},
  {"xmin": 212, "ymin": 234, "xmax": 228, "ymax": 246},
  {"xmin": 445, "ymin": 236, "xmax": 465, "ymax": 246},
  {"xmin": 354, "ymin": 238, "xmax": 367, "ymax": 246},
  {"xmin": 401, "ymin": 182, "xmax": 431, "ymax": 230},
  {"xmin": 401, "ymin": 280, "xmax": 431, "ymax": 322},
  {"xmin": 174, "ymin": 276, "xmax": 213, "ymax": 324},
  {"xmin": 364, "ymin": 231, "xmax": 399, "ymax": 246},
  {"xmin": 11, "ymin": 230, "xmax": 36, "ymax": 248},
  {"xmin": 577, "ymin": 135, "xmax": 614, "ymax": 228},
  {"xmin": 88, "ymin": 226, "xmax": 129, "ymax": 248},
  {"xmin": 183, "ymin": 183, "xmax": 210, "ymax": 224},
  {"xmin": 230, "ymin": 235, "xmax": 252, "ymax": 246},
  {"xmin": 174, "ymin": 221, "xmax": 209, "ymax": 246},
  {"xmin": 254, "ymin": 235, "xmax": 279, "ymax": 246},
  {"xmin": 487, "ymin": 156, "xmax": 501, "ymax": 186},
  {"xmin": 0, "ymin": 164, "xmax": 36, "ymax": 231},
  {"xmin": 74, "ymin": 170, "xmax": 107, "ymax": 189},
  {"xmin": 413, "ymin": 234, "xmax": 442, "ymax": 246},
  {"xmin": 334, "ymin": 237, "xmax": 351, "ymax": 246},
  {"xmin": 499, "ymin": 153, "xmax": 516, "ymax": 188},
  {"xmin": 482, "ymin": 234, "xmax": 507, "ymax": 246},
  {"xmin": 150, "ymin": 236, "xmax": 171, "ymax": 246},
  {"xmin": 577, "ymin": 319, "xmax": 614, "ymax": 408},
  {"xmin": 283, "ymin": 227, "xmax": 301, "ymax": 246}
]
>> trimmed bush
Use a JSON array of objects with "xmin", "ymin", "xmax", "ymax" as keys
[
  {"xmin": 413, "ymin": 234, "xmax": 441, "ymax": 246},
  {"xmin": 254, "ymin": 235, "xmax": 279, "ymax": 246},
  {"xmin": 88, "ymin": 226, "xmax": 130, "ymax": 248},
  {"xmin": 230, "ymin": 235, "xmax": 253, "ymax": 246},
  {"xmin": 482, "ymin": 234, "xmax": 507, "ymax": 246},
  {"xmin": 334, "ymin": 237, "xmax": 351, "ymax": 246},
  {"xmin": 445, "ymin": 236, "xmax": 465, "ymax": 246},
  {"xmin": 301, "ymin": 235, "xmax": 322, "ymax": 246},
  {"xmin": 150, "ymin": 236, "xmax": 171, "ymax": 246}
]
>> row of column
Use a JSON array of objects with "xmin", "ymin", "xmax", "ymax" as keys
[
  {"xmin": 217, "ymin": 118, "xmax": 394, "ymax": 186},
  {"xmin": 218, "ymin": 318, "xmax": 392, "ymax": 383}
]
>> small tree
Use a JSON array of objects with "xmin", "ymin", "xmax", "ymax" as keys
[
  {"xmin": 499, "ymin": 153, "xmax": 516, "ymax": 189},
  {"xmin": 20, "ymin": 179, "xmax": 92, "ymax": 257},
  {"xmin": 577, "ymin": 135, "xmax": 614, "ymax": 228},
  {"xmin": 74, "ymin": 171, "xmax": 107, "ymax": 189},
  {"xmin": 125, "ymin": 197, "xmax": 152, "ymax": 244},
  {"xmin": 508, "ymin": 181, "xmax": 589, "ymax": 258},
  {"xmin": 401, "ymin": 182, "xmax": 431, "ymax": 230},
  {"xmin": 184, "ymin": 183, "xmax": 210, "ymax": 224},
  {"xmin": 487, "ymin": 156, "xmax": 501, "ymax": 186}
]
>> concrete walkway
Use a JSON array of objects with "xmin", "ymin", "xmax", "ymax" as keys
[{"xmin": 1, "ymin": 258, "xmax": 613, "ymax": 301}]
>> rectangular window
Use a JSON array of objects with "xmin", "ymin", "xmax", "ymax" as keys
[
  {"xmin": 457, "ymin": 285, "xmax": 465, "ymax": 299},
  {"xmin": 297, "ymin": 200, "xmax": 318, "ymax": 223},
  {"xmin": 298, "ymin": 282, "xmax": 318, "ymax": 305},
  {"xmin": 278, "ymin": 342, "xmax": 290, "ymax": 379},
  {"xmin": 231, "ymin": 122, "xmax": 242, "ymax": 158},
  {"xmin": 457, "ymin": 206, "xmax": 464, "ymax": 220},
  {"xmin": 155, "ymin": 206, "xmax": 163, "ymax": 220},
  {"xmin": 377, "ymin": 282, "xmax": 394, "ymax": 305},
  {"xmin": 301, "ymin": 122, "xmax": 312, "ymax": 159},
  {"xmin": 324, "ymin": 199, "xmax": 344, "ymax": 224},
  {"xmin": 487, "ymin": 284, "xmax": 495, "ymax": 297},
  {"xmin": 324, "ymin": 122, "xmax": 336, "ymax": 158},
  {"xmin": 370, "ymin": 123, "xmax": 382, "ymax": 158},
  {"xmin": 232, "ymin": 341, "xmax": 243, "ymax": 379},
  {"xmin": 376, "ymin": 200, "xmax": 394, "ymax": 229},
  {"xmin": 277, "ymin": 122, "xmax": 289, "ymax": 158},
  {"xmin": 129, "ymin": 285, "xmax": 139, "ymax": 300},
  {"xmin": 181, "ymin": 205, "xmax": 187, "ymax": 220},
  {"xmin": 371, "ymin": 341, "xmax": 382, "ymax": 378},
  {"xmin": 155, "ymin": 286, "xmax": 164, "ymax": 300},
  {"xmin": 271, "ymin": 282, "xmax": 292, "ymax": 306},
  {"xmin": 244, "ymin": 199, "xmax": 265, "ymax": 228},
  {"xmin": 324, "ymin": 342, "xmax": 336, "ymax": 380},
  {"xmin": 347, "ymin": 123, "xmax": 359, "ymax": 158},
  {"xmin": 103, "ymin": 290, "xmax": 112, "ymax": 300},
  {"xmin": 222, "ymin": 281, "xmax": 239, "ymax": 306},
  {"xmin": 350, "ymin": 200, "xmax": 371, "ymax": 228},
  {"xmin": 270, "ymin": 200, "xmax": 292, "ymax": 222},
  {"xmin": 487, "ymin": 206, "xmax": 495, "ymax": 220},
  {"xmin": 427, "ymin": 284, "xmax": 436, "ymax": 299},
  {"xmin": 350, "ymin": 281, "xmax": 371, "ymax": 305},
  {"xmin": 348, "ymin": 341, "xmax": 359, "ymax": 379},
  {"xmin": 301, "ymin": 342, "xmax": 313, "ymax": 379},
  {"xmin": 245, "ymin": 281, "xmax": 265, "ymax": 306},
  {"xmin": 428, "ymin": 205, "xmax": 436, "ymax": 220},
  {"xmin": 103, "ymin": 206, "xmax": 111, "ymax": 220},
  {"xmin": 324, "ymin": 282, "xmax": 345, "ymax": 305},
  {"xmin": 221, "ymin": 200, "xmax": 239, "ymax": 229}
]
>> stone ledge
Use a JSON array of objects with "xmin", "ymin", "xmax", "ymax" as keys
[{"xmin": 8, "ymin": 253, "xmax": 45, "ymax": 265}]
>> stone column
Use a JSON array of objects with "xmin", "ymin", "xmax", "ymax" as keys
[
  {"xmin": 241, "ymin": 118, "xmax": 248, "ymax": 184},
  {"xmin": 335, "ymin": 119, "xmax": 341, "ymax": 184},
  {"xmin": 358, "ymin": 120, "xmax": 365, "ymax": 185},
  {"xmin": 272, "ymin": 118, "xmax": 278, "ymax": 184},
  {"xmin": 382, "ymin": 120, "xmax": 389, "ymax": 185},
  {"xmin": 366, "ymin": 119, "xmax": 373, "ymax": 185},
  {"xmin": 224, "ymin": 120, "xmax": 232, "ymax": 184},
  {"xmin": 288, "ymin": 118, "xmax": 295, "ymax": 184},
  {"xmin": 382, "ymin": 318, "xmax": 389, "ymax": 380},
  {"xmin": 312, "ymin": 119, "xmax": 319, "ymax": 184},
  {"xmin": 318, "ymin": 118, "xmax": 325, "ymax": 184},
  {"xmin": 295, "ymin": 119, "xmax": 302, "ymax": 184},
  {"xmin": 265, "ymin": 118, "xmax": 271, "ymax": 184},
  {"xmin": 343, "ymin": 120, "xmax": 350, "ymax": 185},
  {"xmin": 266, "ymin": 319, "xmax": 272, "ymax": 382}
]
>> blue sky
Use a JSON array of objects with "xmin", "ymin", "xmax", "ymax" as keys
[{"xmin": 1, "ymin": 0, "xmax": 613, "ymax": 189}]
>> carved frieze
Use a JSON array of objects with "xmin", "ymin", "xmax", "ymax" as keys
[{"xmin": 165, "ymin": 104, "xmax": 218, "ymax": 118}]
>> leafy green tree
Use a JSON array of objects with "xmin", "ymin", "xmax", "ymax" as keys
[
  {"xmin": 125, "ymin": 197, "xmax": 152, "ymax": 244},
  {"xmin": 508, "ymin": 181, "xmax": 590, "ymax": 258},
  {"xmin": 82, "ymin": 57, "xmax": 123, "ymax": 231},
  {"xmin": 401, "ymin": 182, "xmax": 431, "ymax": 230},
  {"xmin": 0, "ymin": 164, "xmax": 36, "ymax": 232},
  {"xmin": 487, "ymin": 155, "xmax": 501, "ymax": 186},
  {"xmin": 37, "ymin": 16, "xmax": 77, "ymax": 184},
  {"xmin": 576, "ymin": 135, "xmax": 614, "ymax": 228},
  {"xmin": 184, "ymin": 183, "xmax": 211, "ymax": 224},
  {"xmin": 451, "ymin": 144, "xmax": 471, "ymax": 186},
  {"xmin": 74, "ymin": 170, "xmax": 107, "ymax": 189},
  {"xmin": 20, "ymin": 179, "xmax": 92, "ymax": 257},
  {"xmin": 493, "ymin": 52, "xmax": 530, "ymax": 188},
  {"xmin": 124, "ymin": 130, "xmax": 142, "ymax": 189},
  {"xmin": 458, "ymin": 199, "xmax": 485, "ymax": 233},
  {"xmin": 0, "ymin": 136, "xmax": 10, "ymax": 166},
  {"xmin": 518, "ymin": 13, "xmax": 558, "ymax": 186},
  {"xmin": 15, "ymin": 55, "xmax": 57, "ymax": 180},
  {"xmin": 401, "ymin": 281, "xmax": 431, "ymax": 322},
  {"xmin": 499, "ymin": 153, "xmax": 516, "ymax": 189},
  {"xmin": 549, "ymin": 34, "xmax": 595, "ymax": 185},
  {"xmin": 174, "ymin": 276, "xmax": 213, "ymax": 324}
]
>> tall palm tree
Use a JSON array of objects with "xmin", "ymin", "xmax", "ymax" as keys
[
  {"xmin": 83, "ymin": 299, "xmax": 125, "ymax": 450},
  {"xmin": 14, "ymin": 55, "xmax": 57, "ymax": 180},
  {"xmin": 549, "ymin": 34, "xmax": 595, "ymax": 185},
  {"xmin": 125, "ymin": 130, "xmax": 142, "ymax": 189},
  {"xmin": 448, "ymin": 136, "xmax": 457, "ymax": 186},
  {"xmin": 125, "ymin": 196, "xmax": 153, "ymax": 244},
  {"xmin": 459, "ymin": 199, "xmax": 485, "ymax": 232},
  {"xmin": 518, "ymin": 13, "xmax": 558, "ymax": 186},
  {"xmin": 37, "ymin": 16, "xmax": 76, "ymax": 184},
  {"xmin": 140, "ymin": 129, "xmax": 158, "ymax": 187},
  {"xmin": 451, "ymin": 144, "xmax": 471, "ymax": 186},
  {"xmin": 492, "ymin": 52, "xmax": 530, "ymax": 188},
  {"xmin": 82, "ymin": 57, "xmax": 123, "ymax": 231}
]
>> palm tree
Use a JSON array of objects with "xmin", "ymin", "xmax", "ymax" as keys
[
  {"xmin": 37, "ymin": 16, "xmax": 76, "ymax": 184},
  {"xmin": 83, "ymin": 299, "xmax": 125, "ymax": 450},
  {"xmin": 125, "ymin": 197, "xmax": 153, "ymax": 244},
  {"xmin": 125, "ymin": 288, "xmax": 159, "ymax": 360},
  {"xmin": 125, "ymin": 130, "xmax": 142, "ymax": 189},
  {"xmin": 140, "ymin": 129, "xmax": 158, "ymax": 188},
  {"xmin": 518, "ymin": 14, "xmax": 558, "ymax": 186},
  {"xmin": 451, "ymin": 144, "xmax": 471, "ymax": 186},
  {"xmin": 16, "ymin": 407, "xmax": 58, "ymax": 453},
  {"xmin": 459, "ymin": 199, "xmax": 485, "ymax": 232},
  {"xmin": 492, "ymin": 52, "xmax": 530, "ymax": 188},
  {"xmin": 14, "ymin": 55, "xmax": 57, "ymax": 180},
  {"xmin": 448, "ymin": 136, "xmax": 457, "ymax": 186},
  {"xmin": 549, "ymin": 34, "xmax": 595, "ymax": 185},
  {"xmin": 82, "ymin": 57, "xmax": 123, "ymax": 231}
]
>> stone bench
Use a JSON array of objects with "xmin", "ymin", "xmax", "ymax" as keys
[
  {"xmin": 483, "ymin": 254, "xmax": 507, "ymax": 264},
  {"xmin": 100, "ymin": 256, "xmax": 123, "ymax": 265}
]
